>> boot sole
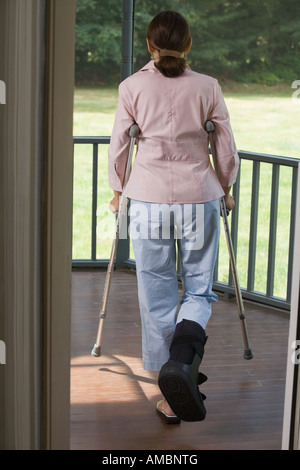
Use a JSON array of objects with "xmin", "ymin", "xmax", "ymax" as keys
[{"xmin": 158, "ymin": 360, "xmax": 206, "ymax": 422}]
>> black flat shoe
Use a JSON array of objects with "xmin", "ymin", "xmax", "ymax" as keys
[
  {"xmin": 158, "ymin": 354, "xmax": 207, "ymax": 422},
  {"xmin": 156, "ymin": 400, "xmax": 181, "ymax": 424}
]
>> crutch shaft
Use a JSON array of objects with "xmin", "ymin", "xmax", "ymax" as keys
[
  {"xmin": 219, "ymin": 196, "xmax": 253, "ymax": 359},
  {"xmin": 219, "ymin": 196, "xmax": 244, "ymax": 318},
  {"xmin": 97, "ymin": 194, "xmax": 126, "ymax": 316},
  {"xmin": 91, "ymin": 199, "xmax": 121, "ymax": 357},
  {"xmin": 91, "ymin": 124, "xmax": 139, "ymax": 357},
  {"xmin": 205, "ymin": 120, "xmax": 253, "ymax": 360}
]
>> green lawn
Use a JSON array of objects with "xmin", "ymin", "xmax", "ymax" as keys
[{"xmin": 73, "ymin": 83, "xmax": 300, "ymax": 300}]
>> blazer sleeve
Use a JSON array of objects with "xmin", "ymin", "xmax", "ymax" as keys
[
  {"xmin": 108, "ymin": 81, "xmax": 135, "ymax": 191},
  {"xmin": 208, "ymin": 81, "xmax": 239, "ymax": 187}
]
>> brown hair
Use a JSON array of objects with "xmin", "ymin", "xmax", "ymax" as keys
[{"xmin": 147, "ymin": 11, "xmax": 192, "ymax": 78}]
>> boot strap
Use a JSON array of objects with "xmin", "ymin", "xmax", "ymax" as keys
[
  {"xmin": 170, "ymin": 336, "xmax": 206, "ymax": 361},
  {"xmin": 170, "ymin": 335, "xmax": 207, "ymax": 351},
  {"xmin": 198, "ymin": 372, "xmax": 207, "ymax": 385}
]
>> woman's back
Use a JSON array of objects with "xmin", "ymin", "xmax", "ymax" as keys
[
  {"xmin": 121, "ymin": 60, "xmax": 219, "ymax": 143},
  {"xmin": 109, "ymin": 60, "xmax": 239, "ymax": 204}
]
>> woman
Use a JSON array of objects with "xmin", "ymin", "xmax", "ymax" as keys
[{"xmin": 108, "ymin": 11, "xmax": 239, "ymax": 424}]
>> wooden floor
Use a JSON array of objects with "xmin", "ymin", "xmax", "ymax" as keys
[{"xmin": 70, "ymin": 269, "xmax": 289, "ymax": 450}]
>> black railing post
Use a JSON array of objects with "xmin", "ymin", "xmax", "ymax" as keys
[
  {"xmin": 91, "ymin": 143, "xmax": 98, "ymax": 261},
  {"xmin": 266, "ymin": 164, "xmax": 280, "ymax": 297},
  {"xmin": 121, "ymin": 0, "xmax": 135, "ymax": 82},
  {"xmin": 115, "ymin": 0, "xmax": 135, "ymax": 268},
  {"xmin": 247, "ymin": 161, "xmax": 260, "ymax": 292}
]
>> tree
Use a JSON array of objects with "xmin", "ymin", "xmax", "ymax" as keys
[
  {"xmin": 75, "ymin": 0, "xmax": 300, "ymax": 85},
  {"xmin": 75, "ymin": 0, "xmax": 123, "ymax": 84}
]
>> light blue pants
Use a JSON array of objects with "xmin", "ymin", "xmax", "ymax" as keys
[{"xmin": 130, "ymin": 199, "xmax": 220, "ymax": 371}]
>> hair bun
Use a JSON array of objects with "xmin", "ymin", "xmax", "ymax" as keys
[{"xmin": 155, "ymin": 56, "xmax": 186, "ymax": 78}]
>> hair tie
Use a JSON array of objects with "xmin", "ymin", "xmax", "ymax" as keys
[{"xmin": 159, "ymin": 49, "xmax": 185, "ymax": 59}]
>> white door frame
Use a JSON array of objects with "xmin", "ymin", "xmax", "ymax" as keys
[
  {"xmin": 282, "ymin": 164, "xmax": 300, "ymax": 450},
  {"xmin": 43, "ymin": 0, "xmax": 76, "ymax": 450},
  {"xmin": 0, "ymin": 0, "xmax": 75, "ymax": 450}
]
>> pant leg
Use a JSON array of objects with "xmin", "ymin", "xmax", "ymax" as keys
[
  {"xmin": 130, "ymin": 200, "xmax": 179, "ymax": 371},
  {"xmin": 176, "ymin": 199, "xmax": 220, "ymax": 330}
]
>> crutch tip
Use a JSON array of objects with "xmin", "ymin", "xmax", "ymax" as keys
[
  {"xmin": 91, "ymin": 344, "xmax": 102, "ymax": 357},
  {"xmin": 243, "ymin": 348, "xmax": 253, "ymax": 360}
]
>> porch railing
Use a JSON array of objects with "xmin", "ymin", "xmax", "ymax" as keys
[{"xmin": 72, "ymin": 135, "xmax": 299, "ymax": 312}]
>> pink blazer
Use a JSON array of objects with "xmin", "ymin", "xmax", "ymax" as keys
[{"xmin": 108, "ymin": 60, "xmax": 239, "ymax": 204}]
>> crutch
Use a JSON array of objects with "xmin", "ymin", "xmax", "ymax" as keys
[
  {"xmin": 91, "ymin": 123, "xmax": 139, "ymax": 357},
  {"xmin": 205, "ymin": 120, "xmax": 253, "ymax": 360}
]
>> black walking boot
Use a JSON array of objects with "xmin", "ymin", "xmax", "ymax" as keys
[{"xmin": 158, "ymin": 319, "xmax": 208, "ymax": 422}]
